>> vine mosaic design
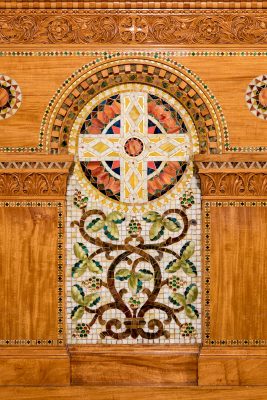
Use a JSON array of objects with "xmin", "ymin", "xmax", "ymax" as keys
[{"xmin": 67, "ymin": 82, "xmax": 201, "ymax": 344}]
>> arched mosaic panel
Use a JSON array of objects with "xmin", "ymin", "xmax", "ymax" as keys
[
  {"xmin": 59, "ymin": 57, "xmax": 224, "ymax": 344},
  {"xmin": 42, "ymin": 55, "xmax": 224, "ymax": 155}
]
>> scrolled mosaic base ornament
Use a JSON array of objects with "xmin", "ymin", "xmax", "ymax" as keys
[
  {"xmin": 0, "ymin": 75, "xmax": 22, "ymax": 120},
  {"xmin": 70, "ymin": 199, "xmax": 199, "ymax": 341},
  {"xmin": 246, "ymin": 75, "xmax": 267, "ymax": 120}
]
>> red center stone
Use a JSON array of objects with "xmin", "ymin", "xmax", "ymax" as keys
[
  {"xmin": 259, "ymin": 87, "xmax": 267, "ymax": 107},
  {"xmin": 124, "ymin": 137, "xmax": 144, "ymax": 157},
  {"xmin": 0, "ymin": 87, "xmax": 9, "ymax": 107}
]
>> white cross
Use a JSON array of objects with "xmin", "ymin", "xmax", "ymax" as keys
[{"xmin": 79, "ymin": 92, "xmax": 189, "ymax": 203}]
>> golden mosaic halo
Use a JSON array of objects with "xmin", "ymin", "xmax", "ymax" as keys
[{"xmin": 70, "ymin": 83, "xmax": 198, "ymax": 213}]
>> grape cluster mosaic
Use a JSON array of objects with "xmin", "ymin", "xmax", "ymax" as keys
[{"xmin": 67, "ymin": 84, "xmax": 201, "ymax": 344}]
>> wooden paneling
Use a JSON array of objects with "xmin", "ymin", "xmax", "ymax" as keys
[
  {"xmin": 199, "ymin": 348, "xmax": 267, "ymax": 386},
  {"xmin": 0, "ymin": 386, "xmax": 266, "ymax": 400},
  {"xmin": 70, "ymin": 345, "xmax": 199, "ymax": 386},
  {"xmin": 0, "ymin": 206, "xmax": 59, "ymax": 342},
  {"xmin": 181, "ymin": 57, "xmax": 267, "ymax": 149},
  {"xmin": 0, "ymin": 347, "xmax": 70, "ymax": 386},
  {"xmin": 0, "ymin": 57, "xmax": 94, "ymax": 148},
  {"xmin": 208, "ymin": 205, "xmax": 267, "ymax": 342}
]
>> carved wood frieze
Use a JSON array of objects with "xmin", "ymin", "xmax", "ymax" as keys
[
  {"xmin": 0, "ymin": 156, "xmax": 73, "ymax": 197},
  {"xmin": 195, "ymin": 157, "xmax": 267, "ymax": 197},
  {"xmin": 0, "ymin": 11, "xmax": 266, "ymax": 45}
]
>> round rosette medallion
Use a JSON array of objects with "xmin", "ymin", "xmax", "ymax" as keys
[
  {"xmin": 246, "ymin": 75, "xmax": 267, "ymax": 120},
  {"xmin": 0, "ymin": 74, "xmax": 22, "ymax": 120}
]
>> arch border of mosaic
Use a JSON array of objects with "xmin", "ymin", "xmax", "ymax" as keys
[{"xmin": 43, "ymin": 55, "xmax": 224, "ymax": 156}]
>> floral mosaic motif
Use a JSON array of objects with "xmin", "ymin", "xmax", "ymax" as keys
[
  {"xmin": 70, "ymin": 192, "xmax": 199, "ymax": 341},
  {"xmin": 246, "ymin": 75, "xmax": 267, "ymax": 120},
  {"xmin": 0, "ymin": 74, "xmax": 22, "ymax": 120},
  {"xmin": 78, "ymin": 91, "xmax": 190, "ymax": 205}
]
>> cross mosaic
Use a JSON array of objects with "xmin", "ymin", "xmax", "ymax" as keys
[{"xmin": 67, "ymin": 83, "xmax": 201, "ymax": 344}]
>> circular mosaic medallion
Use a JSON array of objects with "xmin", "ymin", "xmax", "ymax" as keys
[
  {"xmin": 75, "ymin": 84, "xmax": 198, "ymax": 207},
  {"xmin": 246, "ymin": 75, "xmax": 267, "ymax": 120},
  {"xmin": 124, "ymin": 137, "xmax": 144, "ymax": 157},
  {"xmin": 0, "ymin": 75, "xmax": 22, "ymax": 120}
]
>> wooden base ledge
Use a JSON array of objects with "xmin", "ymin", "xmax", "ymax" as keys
[
  {"xmin": 69, "ymin": 345, "xmax": 199, "ymax": 386},
  {"xmin": 0, "ymin": 347, "xmax": 70, "ymax": 386},
  {"xmin": 198, "ymin": 347, "xmax": 267, "ymax": 386},
  {"xmin": 0, "ymin": 386, "xmax": 267, "ymax": 400}
]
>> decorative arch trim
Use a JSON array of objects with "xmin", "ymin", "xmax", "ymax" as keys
[{"xmin": 42, "ymin": 54, "xmax": 225, "ymax": 155}]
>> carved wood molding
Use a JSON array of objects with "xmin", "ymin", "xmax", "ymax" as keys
[
  {"xmin": 0, "ymin": 155, "xmax": 73, "ymax": 197},
  {"xmin": 0, "ymin": 10, "xmax": 267, "ymax": 45},
  {"xmin": 195, "ymin": 155, "xmax": 267, "ymax": 197}
]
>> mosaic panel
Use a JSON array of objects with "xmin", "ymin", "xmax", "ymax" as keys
[
  {"xmin": 246, "ymin": 75, "xmax": 267, "ymax": 121},
  {"xmin": 45, "ymin": 55, "xmax": 223, "ymax": 155},
  {"xmin": 0, "ymin": 74, "xmax": 22, "ymax": 120},
  {"xmin": 67, "ymin": 83, "xmax": 201, "ymax": 344}
]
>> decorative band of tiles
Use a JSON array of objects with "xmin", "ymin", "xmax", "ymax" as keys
[
  {"xmin": 0, "ymin": 161, "xmax": 71, "ymax": 169},
  {"xmin": 204, "ymin": 200, "xmax": 267, "ymax": 347},
  {"xmin": 0, "ymin": 201, "xmax": 64, "ymax": 346},
  {"xmin": 0, "ymin": 2, "xmax": 266, "ymax": 9}
]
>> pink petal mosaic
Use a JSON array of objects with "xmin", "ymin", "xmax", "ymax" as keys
[{"xmin": 66, "ymin": 83, "xmax": 201, "ymax": 344}]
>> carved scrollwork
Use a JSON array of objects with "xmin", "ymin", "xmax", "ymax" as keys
[
  {"xmin": 0, "ymin": 11, "xmax": 266, "ymax": 44},
  {"xmin": 119, "ymin": 16, "xmax": 148, "ymax": 43}
]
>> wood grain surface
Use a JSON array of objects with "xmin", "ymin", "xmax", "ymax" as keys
[
  {"xmin": 199, "ymin": 347, "xmax": 267, "ymax": 385},
  {"xmin": 0, "ymin": 347, "xmax": 70, "ymax": 386},
  {"xmin": 209, "ymin": 205, "xmax": 267, "ymax": 341},
  {"xmin": 70, "ymin": 345, "xmax": 199, "ymax": 386},
  {"xmin": 0, "ymin": 206, "xmax": 59, "ymax": 341},
  {"xmin": 0, "ymin": 386, "xmax": 266, "ymax": 400}
]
